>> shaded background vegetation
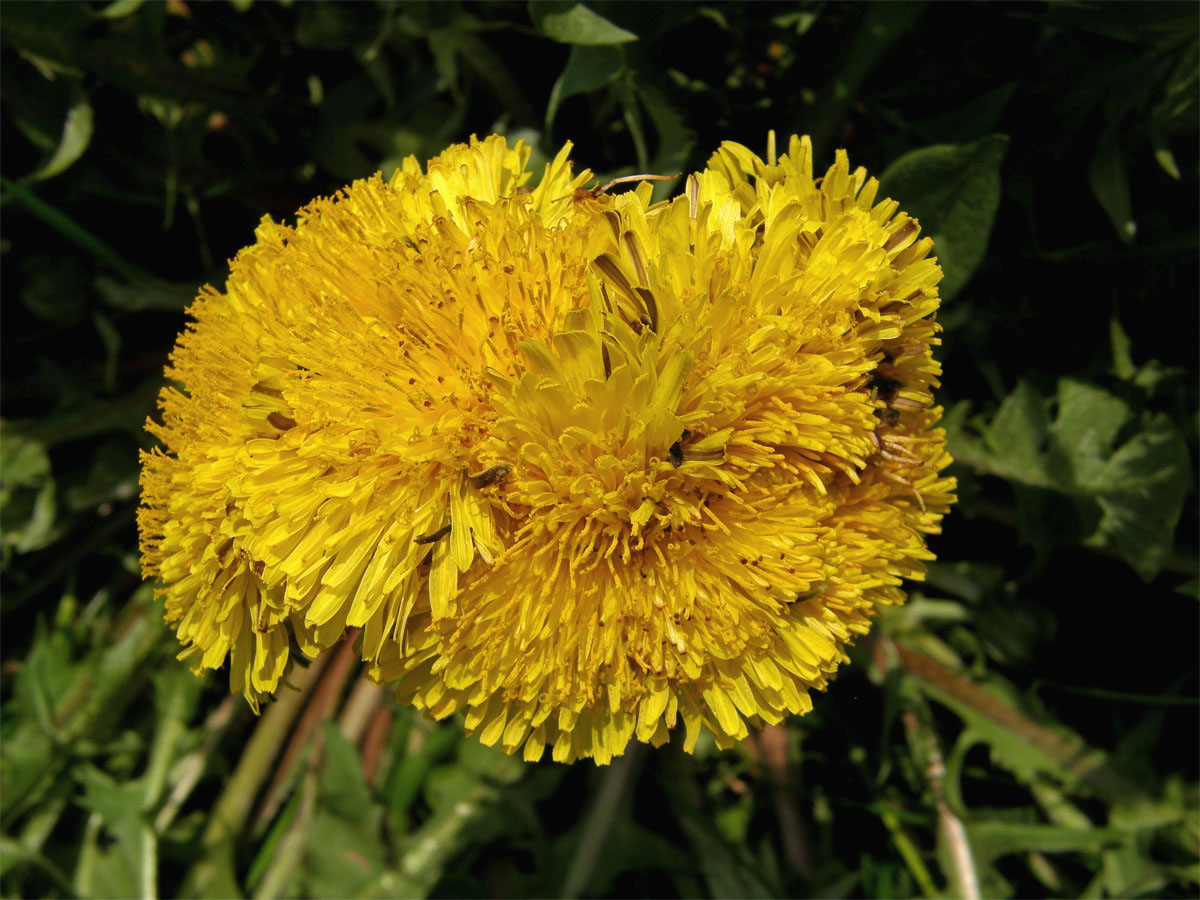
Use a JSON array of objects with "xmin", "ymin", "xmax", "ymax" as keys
[{"xmin": 2, "ymin": 2, "xmax": 1197, "ymax": 897}]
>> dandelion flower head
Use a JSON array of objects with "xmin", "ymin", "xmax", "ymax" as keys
[{"xmin": 139, "ymin": 133, "xmax": 955, "ymax": 763}]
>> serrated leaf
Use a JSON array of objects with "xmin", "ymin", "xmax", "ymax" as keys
[
  {"xmin": 1048, "ymin": 378, "xmax": 1131, "ymax": 483},
  {"xmin": 979, "ymin": 379, "xmax": 1050, "ymax": 486},
  {"xmin": 0, "ymin": 427, "xmax": 58, "ymax": 555},
  {"xmin": 896, "ymin": 642, "xmax": 1145, "ymax": 807},
  {"xmin": 957, "ymin": 379, "xmax": 1190, "ymax": 579},
  {"xmin": 0, "ymin": 431, "xmax": 52, "ymax": 503},
  {"xmin": 1083, "ymin": 413, "xmax": 1191, "ymax": 579},
  {"xmin": 879, "ymin": 134, "xmax": 1008, "ymax": 300},
  {"xmin": 74, "ymin": 766, "xmax": 148, "ymax": 899},
  {"xmin": 530, "ymin": 1, "xmax": 638, "ymax": 45}
]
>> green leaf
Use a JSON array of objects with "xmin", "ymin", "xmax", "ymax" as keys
[
  {"xmin": 530, "ymin": 2, "xmax": 638, "ymax": 45},
  {"xmin": 2, "ymin": 627, "xmax": 74, "ymax": 821},
  {"xmin": 981, "ymin": 379, "xmax": 1050, "ymax": 484},
  {"xmin": 27, "ymin": 95, "xmax": 93, "ymax": 182},
  {"xmin": 879, "ymin": 134, "xmax": 1008, "ymax": 300},
  {"xmin": 0, "ymin": 431, "xmax": 52, "ymax": 506},
  {"xmin": 0, "ymin": 834, "xmax": 75, "ymax": 894},
  {"xmin": 383, "ymin": 718, "xmax": 457, "ymax": 833},
  {"xmin": 300, "ymin": 724, "xmax": 384, "ymax": 899},
  {"xmin": 1089, "ymin": 128, "xmax": 1136, "ymax": 243},
  {"xmin": 74, "ymin": 766, "xmax": 148, "ymax": 899},
  {"xmin": 561, "ymin": 812, "xmax": 695, "ymax": 898},
  {"xmin": 93, "ymin": 312, "xmax": 121, "ymax": 393},
  {"xmin": 1082, "ymin": 413, "xmax": 1192, "ymax": 579},
  {"xmin": 953, "ymin": 379, "xmax": 1191, "ymax": 579},
  {"xmin": 545, "ymin": 45, "xmax": 624, "ymax": 134},
  {"xmin": 1047, "ymin": 378, "xmax": 1130, "ymax": 481},
  {"xmin": 1110, "ymin": 317, "xmax": 1137, "ymax": 380},
  {"xmin": 912, "ymin": 84, "xmax": 1016, "ymax": 144},
  {"xmin": 389, "ymin": 777, "xmax": 502, "ymax": 898},
  {"xmin": 899, "ymin": 644, "xmax": 1146, "ymax": 808},
  {"xmin": 0, "ymin": 178, "xmax": 180, "ymax": 290},
  {"xmin": 0, "ymin": 429, "xmax": 57, "ymax": 557},
  {"xmin": 96, "ymin": 0, "xmax": 147, "ymax": 18},
  {"xmin": 616, "ymin": 80, "xmax": 649, "ymax": 171},
  {"xmin": 1147, "ymin": 36, "xmax": 1197, "ymax": 180},
  {"xmin": 968, "ymin": 821, "xmax": 1125, "ymax": 866},
  {"xmin": 318, "ymin": 724, "xmax": 373, "ymax": 821},
  {"xmin": 638, "ymin": 83, "xmax": 694, "ymax": 197}
]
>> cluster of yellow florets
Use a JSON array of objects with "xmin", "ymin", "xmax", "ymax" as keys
[{"xmin": 139, "ymin": 133, "xmax": 954, "ymax": 763}]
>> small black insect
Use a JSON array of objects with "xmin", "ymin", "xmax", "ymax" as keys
[
  {"xmin": 875, "ymin": 407, "xmax": 901, "ymax": 428},
  {"xmin": 467, "ymin": 464, "xmax": 511, "ymax": 489},
  {"xmin": 869, "ymin": 370, "xmax": 902, "ymax": 405},
  {"xmin": 668, "ymin": 429, "xmax": 692, "ymax": 467},
  {"xmin": 414, "ymin": 523, "xmax": 452, "ymax": 544}
]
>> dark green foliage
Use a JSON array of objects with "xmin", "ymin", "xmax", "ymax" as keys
[{"xmin": 1, "ymin": 2, "xmax": 1196, "ymax": 897}]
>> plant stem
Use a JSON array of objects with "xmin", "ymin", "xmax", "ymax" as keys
[
  {"xmin": 252, "ymin": 633, "xmax": 360, "ymax": 833},
  {"xmin": 751, "ymin": 724, "xmax": 815, "ymax": 884},
  {"xmin": 901, "ymin": 710, "xmax": 980, "ymax": 900},
  {"xmin": 251, "ymin": 758, "xmax": 319, "ymax": 900},
  {"xmin": 154, "ymin": 696, "xmax": 237, "ymax": 833},
  {"xmin": 559, "ymin": 742, "xmax": 645, "ymax": 900},
  {"xmin": 180, "ymin": 652, "xmax": 328, "ymax": 896}
]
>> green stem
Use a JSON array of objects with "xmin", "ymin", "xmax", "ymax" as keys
[
  {"xmin": 559, "ymin": 742, "xmax": 645, "ymax": 900},
  {"xmin": 0, "ymin": 176, "xmax": 159, "ymax": 286},
  {"xmin": 180, "ymin": 655, "xmax": 327, "ymax": 896},
  {"xmin": 0, "ymin": 834, "xmax": 77, "ymax": 898},
  {"xmin": 252, "ymin": 763, "xmax": 319, "ymax": 900},
  {"xmin": 154, "ymin": 696, "xmax": 237, "ymax": 833},
  {"xmin": 879, "ymin": 805, "xmax": 939, "ymax": 899},
  {"xmin": 137, "ymin": 675, "xmax": 191, "ymax": 900}
]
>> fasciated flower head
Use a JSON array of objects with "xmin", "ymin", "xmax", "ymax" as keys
[{"xmin": 140, "ymin": 133, "xmax": 955, "ymax": 764}]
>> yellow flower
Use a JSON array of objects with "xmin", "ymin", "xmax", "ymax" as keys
[{"xmin": 140, "ymin": 133, "xmax": 954, "ymax": 764}]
